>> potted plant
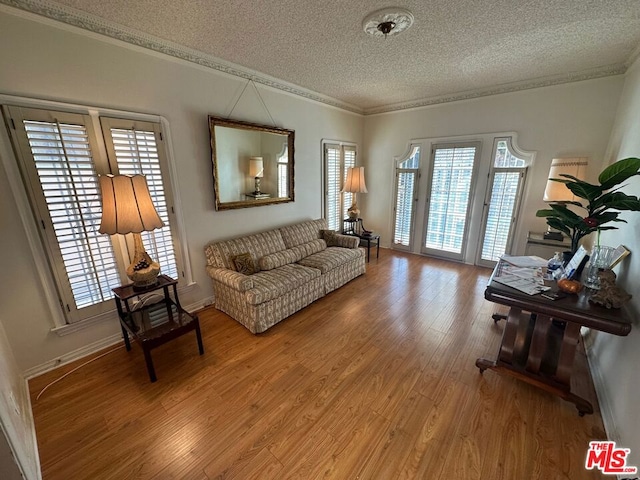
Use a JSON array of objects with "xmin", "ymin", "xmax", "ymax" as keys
[{"xmin": 536, "ymin": 157, "xmax": 640, "ymax": 253}]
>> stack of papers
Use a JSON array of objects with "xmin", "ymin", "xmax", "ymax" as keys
[{"xmin": 495, "ymin": 256, "xmax": 551, "ymax": 295}]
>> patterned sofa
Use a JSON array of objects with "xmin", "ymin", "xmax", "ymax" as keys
[{"xmin": 204, "ymin": 219, "xmax": 366, "ymax": 333}]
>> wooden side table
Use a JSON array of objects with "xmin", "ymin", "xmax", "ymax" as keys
[
  {"xmin": 342, "ymin": 218, "xmax": 380, "ymax": 262},
  {"xmin": 112, "ymin": 275, "xmax": 204, "ymax": 382}
]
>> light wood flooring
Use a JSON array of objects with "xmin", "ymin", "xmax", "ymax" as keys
[{"xmin": 29, "ymin": 250, "xmax": 608, "ymax": 479}]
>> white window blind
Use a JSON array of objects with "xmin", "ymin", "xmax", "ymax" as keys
[
  {"xmin": 424, "ymin": 144, "xmax": 477, "ymax": 256},
  {"xmin": 479, "ymin": 139, "xmax": 527, "ymax": 263},
  {"xmin": 323, "ymin": 143, "xmax": 356, "ymax": 231},
  {"xmin": 393, "ymin": 145, "xmax": 420, "ymax": 248},
  {"xmin": 25, "ymin": 120, "xmax": 121, "ymax": 309},
  {"xmin": 101, "ymin": 120, "xmax": 179, "ymax": 280}
]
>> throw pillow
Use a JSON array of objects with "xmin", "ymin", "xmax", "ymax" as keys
[
  {"xmin": 320, "ymin": 229, "xmax": 340, "ymax": 247},
  {"xmin": 230, "ymin": 252, "xmax": 257, "ymax": 275}
]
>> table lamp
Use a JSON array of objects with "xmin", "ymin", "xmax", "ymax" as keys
[
  {"xmin": 542, "ymin": 157, "xmax": 588, "ymax": 240},
  {"xmin": 342, "ymin": 166, "xmax": 368, "ymax": 219},
  {"xmin": 249, "ymin": 156, "xmax": 264, "ymax": 194},
  {"xmin": 99, "ymin": 174, "xmax": 164, "ymax": 288}
]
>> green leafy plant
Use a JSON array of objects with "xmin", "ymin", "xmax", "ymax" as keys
[{"xmin": 536, "ymin": 157, "xmax": 640, "ymax": 253}]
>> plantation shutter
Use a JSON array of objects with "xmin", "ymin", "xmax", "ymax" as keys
[
  {"xmin": 394, "ymin": 171, "xmax": 416, "ymax": 246},
  {"xmin": 324, "ymin": 143, "xmax": 357, "ymax": 231},
  {"xmin": 5, "ymin": 106, "xmax": 121, "ymax": 322},
  {"xmin": 424, "ymin": 144, "xmax": 478, "ymax": 258},
  {"xmin": 101, "ymin": 118, "xmax": 180, "ymax": 280},
  {"xmin": 342, "ymin": 146, "xmax": 356, "ymax": 222},
  {"xmin": 478, "ymin": 138, "xmax": 527, "ymax": 265},
  {"xmin": 324, "ymin": 144, "xmax": 342, "ymax": 231}
]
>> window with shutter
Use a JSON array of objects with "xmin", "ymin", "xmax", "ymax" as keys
[
  {"xmin": 423, "ymin": 143, "xmax": 479, "ymax": 259},
  {"xmin": 277, "ymin": 146, "xmax": 288, "ymax": 197},
  {"xmin": 477, "ymin": 138, "xmax": 528, "ymax": 266},
  {"xmin": 101, "ymin": 119, "xmax": 180, "ymax": 280},
  {"xmin": 323, "ymin": 142, "xmax": 356, "ymax": 231},
  {"xmin": 393, "ymin": 145, "xmax": 420, "ymax": 249},
  {"xmin": 4, "ymin": 105, "xmax": 184, "ymax": 326}
]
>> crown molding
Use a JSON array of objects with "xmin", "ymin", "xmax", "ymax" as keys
[
  {"xmin": 0, "ymin": 0, "xmax": 364, "ymax": 114},
  {"xmin": 364, "ymin": 64, "xmax": 628, "ymax": 115},
  {"xmin": 1, "ymin": 0, "xmax": 630, "ymax": 116}
]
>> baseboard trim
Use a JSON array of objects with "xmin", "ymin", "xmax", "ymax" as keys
[
  {"xmin": 24, "ymin": 333, "xmax": 122, "ymax": 380},
  {"xmin": 584, "ymin": 336, "xmax": 620, "ymax": 443}
]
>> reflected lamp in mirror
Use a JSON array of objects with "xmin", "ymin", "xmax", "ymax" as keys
[
  {"xmin": 249, "ymin": 156, "xmax": 264, "ymax": 194},
  {"xmin": 99, "ymin": 174, "xmax": 164, "ymax": 288},
  {"xmin": 342, "ymin": 166, "xmax": 368, "ymax": 219},
  {"xmin": 209, "ymin": 116, "xmax": 295, "ymax": 210},
  {"xmin": 542, "ymin": 157, "xmax": 588, "ymax": 240}
]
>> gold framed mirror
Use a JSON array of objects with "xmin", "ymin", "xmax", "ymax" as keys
[{"xmin": 209, "ymin": 116, "xmax": 295, "ymax": 210}]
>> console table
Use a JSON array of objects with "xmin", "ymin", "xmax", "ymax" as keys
[
  {"xmin": 477, "ymin": 261, "xmax": 632, "ymax": 415},
  {"xmin": 113, "ymin": 275, "xmax": 204, "ymax": 382}
]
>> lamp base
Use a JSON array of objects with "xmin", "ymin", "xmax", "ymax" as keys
[
  {"xmin": 347, "ymin": 201, "xmax": 360, "ymax": 219},
  {"xmin": 126, "ymin": 233, "xmax": 161, "ymax": 288}
]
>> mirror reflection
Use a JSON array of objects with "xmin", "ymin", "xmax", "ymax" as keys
[{"xmin": 209, "ymin": 116, "xmax": 295, "ymax": 210}]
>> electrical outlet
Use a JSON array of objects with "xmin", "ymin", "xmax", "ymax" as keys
[{"xmin": 8, "ymin": 391, "xmax": 20, "ymax": 416}]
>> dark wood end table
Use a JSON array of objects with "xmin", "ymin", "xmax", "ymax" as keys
[
  {"xmin": 477, "ymin": 260, "xmax": 632, "ymax": 415},
  {"xmin": 342, "ymin": 218, "xmax": 380, "ymax": 262},
  {"xmin": 112, "ymin": 274, "xmax": 204, "ymax": 382}
]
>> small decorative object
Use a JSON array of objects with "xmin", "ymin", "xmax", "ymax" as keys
[
  {"xmin": 342, "ymin": 166, "xmax": 368, "ymax": 219},
  {"xmin": 99, "ymin": 174, "xmax": 164, "ymax": 288},
  {"xmin": 536, "ymin": 157, "xmax": 640, "ymax": 253},
  {"xmin": 557, "ymin": 278, "xmax": 582, "ymax": 295},
  {"xmin": 249, "ymin": 157, "xmax": 264, "ymax": 195},
  {"xmin": 589, "ymin": 270, "xmax": 632, "ymax": 309}
]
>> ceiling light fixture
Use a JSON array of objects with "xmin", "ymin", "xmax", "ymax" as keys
[{"xmin": 362, "ymin": 7, "xmax": 414, "ymax": 39}]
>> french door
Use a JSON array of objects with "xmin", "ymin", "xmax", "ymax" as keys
[
  {"xmin": 476, "ymin": 138, "xmax": 528, "ymax": 267},
  {"xmin": 422, "ymin": 142, "xmax": 480, "ymax": 260}
]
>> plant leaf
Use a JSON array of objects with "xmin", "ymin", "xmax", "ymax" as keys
[
  {"xmin": 545, "ymin": 218, "xmax": 571, "ymax": 236},
  {"xmin": 565, "ymin": 181, "xmax": 604, "ymax": 202},
  {"xmin": 598, "ymin": 157, "xmax": 640, "ymax": 190}
]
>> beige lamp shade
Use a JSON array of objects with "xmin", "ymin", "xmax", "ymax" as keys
[
  {"xmin": 249, "ymin": 157, "xmax": 264, "ymax": 178},
  {"xmin": 98, "ymin": 174, "xmax": 164, "ymax": 234},
  {"xmin": 543, "ymin": 158, "xmax": 588, "ymax": 202},
  {"xmin": 342, "ymin": 166, "xmax": 368, "ymax": 193}
]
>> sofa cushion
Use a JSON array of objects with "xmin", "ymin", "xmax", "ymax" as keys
[
  {"xmin": 231, "ymin": 252, "xmax": 257, "ymax": 275},
  {"xmin": 320, "ymin": 229, "xmax": 340, "ymax": 247},
  {"xmin": 279, "ymin": 219, "xmax": 328, "ymax": 248},
  {"xmin": 258, "ymin": 239, "xmax": 326, "ymax": 271},
  {"xmin": 297, "ymin": 247, "xmax": 365, "ymax": 274},
  {"xmin": 244, "ymin": 264, "xmax": 321, "ymax": 305},
  {"xmin": 204, "ymin": 229, "xmax": 287, "ymax": 269}
]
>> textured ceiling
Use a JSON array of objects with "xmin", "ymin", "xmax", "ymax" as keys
[{"xmin": 8, "ymin": 0, "xmax": 640, "ymax": 114}]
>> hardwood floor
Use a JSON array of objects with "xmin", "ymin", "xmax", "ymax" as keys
[{"xmin": 29, "ymin": 250, "xmax": 608, "ymax": 479}]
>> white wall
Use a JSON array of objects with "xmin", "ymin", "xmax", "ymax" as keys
[
  {"xmin": 362, "ymin": 78, "xmax": 623, "ymax": 262},
  {"xmin": 0, "ymin": 7, "xmax": 362, "ymax": 373},
  {"xmin": 590, "ymin": 56, "xmax": 640, "ymax": 467},
  {"xmin": 0, "ymin": 317, "xmax": 40, "ymax": 479}
]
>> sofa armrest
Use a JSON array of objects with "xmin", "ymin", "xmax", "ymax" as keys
[
  {"xmin": 206, "ymin": 266, "xmax": 254, "ymax": 291},
  {"xmin": 334, "ymin": 234, "xmax": 360, "ymax": 249}
]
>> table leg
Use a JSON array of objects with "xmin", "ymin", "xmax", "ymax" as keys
[
  {"xmin": 376, "ymin": 238, "xmax": 380, "ymax": 258},
  {"xmin": 143, "ymin": 347, "xmax": 157, "ymax": 382},
  {"xmin": 476, "ymin": 307, "xmax": 593, "ymax": 415},
  {"xmin": 195, "ymin": 319, "xmax": 204, "ymax": 355},
  {"xmin": 120, "ymin": 323, "xmax": 131, "ymax": 351}
]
